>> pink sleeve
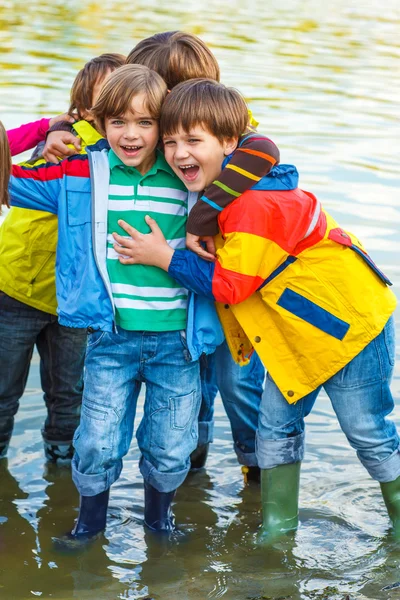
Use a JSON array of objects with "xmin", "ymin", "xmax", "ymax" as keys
[{"xmin": 7, "ymin": 118, "xmax": 51, "ymax": 157}]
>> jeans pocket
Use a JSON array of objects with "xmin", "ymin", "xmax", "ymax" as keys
[
  {"xmin": 82, "ymin": 400, "xmax": 108, "ymax": 421},
  {"xmin": 86, "ymin": 330, "xmax": 106, "ymax": 349},
  {"xmin": 383, "ymin": 317, "xmax": 395, "ymax": 367},
  {"xmin": 170, "ymin": 390, "xmax": 195, "ymax": 430}
]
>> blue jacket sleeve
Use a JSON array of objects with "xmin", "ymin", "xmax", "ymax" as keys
[
  {"xmin": 168, "ymin": 249, "xmax": 216, "ymax": 299},
  {"xmin": 9, "ymin": 163, "xmax": 63, "ymax": 214}
]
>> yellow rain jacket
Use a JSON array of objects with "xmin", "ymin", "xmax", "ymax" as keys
[{"xmin": 0, "ymin": 121, "xmax": 102, "ymax": 314}]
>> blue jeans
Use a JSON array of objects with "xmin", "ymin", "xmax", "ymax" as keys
[
  {"xmin": 72, "ymin": 328, "xmax": 201, "ymax": 496},
  {"xmin": 199, "ymin": 340, "xmax": 265, "ymax": 466},
  {"xmin": 257, "ymin": 317, "xmax": 400, "ymax": 483},
  {"xmin": 0, "ymin": 292, "xmax": 86, "ymax": 453}
]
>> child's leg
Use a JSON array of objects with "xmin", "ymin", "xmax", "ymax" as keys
[
  {"xmin": 0, "ymin": 293, "xmax": 50, "ymax": 457},
  {"xmin": 137, "ymin": 330, "xmax": 201, "ymax": 530},
  {"xmin": 323, "ymin": 317, "xmax": 400, "ymax": 532},
  {"xmin": 72, "ymin": 329, "xmax": 142, "ymax": 495},
  {"xmin": 215, "ymin": 340, "xmax": 264, "ymax": 470},
  {"xmin": 35, "ymin": 320, "xmax": 86, "ymax": 462},
  {"xmin": 69, "ymin": 329, "xmax": 143, "ymax": 539},
  {"xmin": 190, "ymin": 352, "xmax": 218, "ymax": 469},
  {"xmin": 257, "ymin": 374, "xmax": 319, "ymax": 540}
]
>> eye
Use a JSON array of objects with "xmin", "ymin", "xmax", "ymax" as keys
[
  {"xmin": 139, "ymin": 120, "xmax": 154, "ymax": 126},
  {"xmin": 188, "ymin": 138, "xmax": 201, "ymax": 144},
  {"xmin": 163, "ymin": 140, "xmax": 176, "ymax": 146},
  {"xmin": 110, "ymin": 119, "xmax": 124, "ymax": 126}
]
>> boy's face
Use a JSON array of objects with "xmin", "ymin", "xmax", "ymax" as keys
[
  {"xmin": 105, "ymin": 92, "xmax": 159, "ymax": 174},
  {"xmin": 163, "ymin": 125, "xmax": 237, "ymax": 192}
]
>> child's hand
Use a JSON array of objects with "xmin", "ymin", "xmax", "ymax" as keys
[
  {"xmin": 43, "ymin": 131, "xmax": 81, "ymax": 163},
  {"xmin": 48, "ymin": 112, "xmax": 76, "ymax": 128},
  {"xmin": 113, "ymin": 216, "xmax": 174, "ymax": 271},
  {"xmin": 186, "ymin": 233, "xmax": 216, "ymax": 262}
]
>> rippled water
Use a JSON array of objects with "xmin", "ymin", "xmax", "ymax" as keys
[{"xmin": 0, "ymin": 1, "xmax": 399, "ymax": 598}]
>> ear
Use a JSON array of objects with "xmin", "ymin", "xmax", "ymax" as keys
[{"xmin": 223, "ymin": 137, "xmax": 239, "ymax": 156}]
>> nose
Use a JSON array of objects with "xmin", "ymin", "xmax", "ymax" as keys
[
  {"xmin": 123, "ymin": 124, "xmax": 139, "ymax": 141},
  {"xmin": 174, "ymin": 142, "xmax": 190, "ymax": 160}
]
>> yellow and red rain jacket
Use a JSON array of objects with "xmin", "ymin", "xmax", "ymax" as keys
[{"xmin": 169, "ymin": 164, "xmax": 397, "ymax": 403}]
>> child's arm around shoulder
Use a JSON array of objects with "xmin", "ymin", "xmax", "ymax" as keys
[
  {"xmin": 7, "ymin": 114, "xmax": 75, "ymax": 158},
  {"xmin": 10, "ymin": 160, "xmax": 66, "ymax": 214},
  {"xmin": 186, "ymin": 132, "xmax": 280, "ymax": 238}
]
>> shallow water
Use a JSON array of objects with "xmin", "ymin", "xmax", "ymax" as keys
[{"xmin": 0, "ymin": 1, "xmax": 400, "ymax": 598}]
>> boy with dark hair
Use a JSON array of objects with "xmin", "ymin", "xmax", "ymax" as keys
[{"xmin": 113, "ymin": 78, "xmax": 399, "ymax": 541}]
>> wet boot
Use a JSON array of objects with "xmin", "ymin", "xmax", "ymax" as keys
[
  {"xmin": 53, "ymin": 488, "xmax": 109, "ymax": 551},
  {"xmin": 44, "ymin": 440, "xmax": 74, "ymax": 463},
  {"xmin": 144, "ymin": 481, "xmax": 176, "ymax": 532},
  {"xmin": 190, "ymin": 443, "xmax": 209, "ymax": 470},
  {"xmin": 259, "ymin": 462, "xmax": 301, "ymax": 542},
  {"xmin": 380, "ymin": 476, "xmax": 400, "ymax": 537},
  {"xmin": 70, "ymin": 489, "xmax": 110, "ymax": 538},
  {"xmin": 241, "ymin": 465, "xmax": 261, "ymax": 484}
]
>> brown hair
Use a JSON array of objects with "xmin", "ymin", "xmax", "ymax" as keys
[
  {"xmin": 160, "ymin": 79, "xmax": 248, "ymax": 142},
  {"xmin": 91, "ymin": 64, "xmax": 167, "ymax": 137},
  {"xmin": 69, "ymin": 53, "xmax": 126, "ymax": 119},
  {"xmin": 126, "ymin": 31, "xmax": 220, "ymax": 89},
  {"xmin": 0, "ymin": 121, "xmax": 11, "ymax": 213}
]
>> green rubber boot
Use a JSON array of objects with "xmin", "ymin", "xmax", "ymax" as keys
[
  {"xmin": 259, "ymin": 462, "xmax": 301, "ymax": 542},
  {"xmin": 380, "ymin": 476, "xmax": 400, "ymax": 537}
]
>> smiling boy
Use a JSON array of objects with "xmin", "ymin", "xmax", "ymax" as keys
[
  {"xmin": 114, "ymin": 78, "xmax": 399, "ymax": 541},
  {"xmin": 8, "ymin": 66, "xmax": 224, "ymax": 541}
]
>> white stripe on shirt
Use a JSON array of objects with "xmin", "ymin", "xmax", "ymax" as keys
[
  {"xmin": 111, "ymin": 282, "xmax": 187, "ymax": 298},
  {"xmin": 114, "ymin": 297, "xmax": 187, "ymax": 311}
]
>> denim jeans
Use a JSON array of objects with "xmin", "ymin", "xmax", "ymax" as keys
[
  {"xmin": 257, "ymin": 317, "xmax": 400, "ymax": 483},
  {"xmin": 72, "ymin": 328, "xmax": 201, "ymax": 496},
  {"xmin": 199, "ymin": 340, "xmax": 265, "ymax": 466},
  {"xmin": 0, "ymin": 292, "xmax": 86, "ymax": 454}
]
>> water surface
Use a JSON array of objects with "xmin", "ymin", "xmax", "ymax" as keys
[{"xmin": 0, "ymin": 1, "xmax": 399, "ymax": 598}]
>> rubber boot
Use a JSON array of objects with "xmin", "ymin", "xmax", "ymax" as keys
[
  {"xmin": 144, "ymin": 481, "xmax": 176, "ymax": 532},
  {"xmin": 259, "ymin": 462, "xmax": 301, "ymax": 542},
  {"xmin": 380, "ymin": 476, "xmax": 400, "ymax": 537},
  {"xmin": 44, "ymin": 440, "xmax": 74, "ymax": 463},
  {"xmin": 241, "ymin": 465, "xmax": 261, "ymax": 484},
  {"xmin": 190, "ymin": 443, "xmax": 209, "ymax": 470},
  {"xmin": 71, "ymin": 489, "xmax": 110, "ymax": 538}
]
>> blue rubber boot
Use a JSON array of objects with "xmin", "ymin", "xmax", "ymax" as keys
[
  {"xmin": 53, "ymin": 489, "xmax": 109, "ymax": 551},
  {"xmin": 144, "ymin": 481, "xmax": 176, "ymax": 532},
  {"xmin": 71, "ymin": 489, "xmax": 110, "ymax": 538}
]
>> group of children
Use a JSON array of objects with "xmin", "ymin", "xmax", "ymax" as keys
[{"xmin": 0, "ymin": 30, "xmax": 399, "ymax": 545}]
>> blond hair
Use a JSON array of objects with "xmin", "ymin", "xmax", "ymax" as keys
[
  {"xmin": 69, "ymin": 53, "xmax": 126, "ymax": 119},
  {"xmin": 0, "ymin": 121, "xmax": 11, "ymax": 213},
  {"xmin": 126, "ymin": 31, "xmax": 220, "ymax": 89},
  {"xmin": 160, "ymin": 79, "xmax": 248, "ymax": 142},
  {"xmin": 91, "ymin": 64, "xmax": 167, "ymax": 137}
]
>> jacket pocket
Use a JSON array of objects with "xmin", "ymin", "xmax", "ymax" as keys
[
  {"xmin": 66, "ymin": 178, "xmax": 92, "ymax": 226},
  {"xmin": 277, "ymin": 287, "xmax": 350, "ymax": 340},
  {"xmin": 328, "ymin": 228, "xmax": 392, "ymax": 286}
]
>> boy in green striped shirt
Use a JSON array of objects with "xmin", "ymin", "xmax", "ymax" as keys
[{"xmin": 69, "ymin": 65, "xmax": 203, "ymax": 541}]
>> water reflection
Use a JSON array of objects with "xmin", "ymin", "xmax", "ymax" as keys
[{"xmin": 1, "ymin": 0, "xmax": 400, "ymax": 598}]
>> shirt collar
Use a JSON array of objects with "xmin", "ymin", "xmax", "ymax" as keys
[{"xmin": 108, "ymin": 148, "xmax": 175, "ymax": 178}]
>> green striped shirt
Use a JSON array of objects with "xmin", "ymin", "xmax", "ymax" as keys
[{"xmin": 106, "ymin": 149, "xmax": 188, "ymax": 331}]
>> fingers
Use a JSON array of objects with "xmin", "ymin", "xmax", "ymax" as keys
[
  {"xmin": 42, "ymin": 150, "xmax": 61, "ymax": 164},
  {"xmin": 117, "ymin": 219, "xmax": 140, "ymax": 238},
  {"xmin": 144, "ymin": 214, "xmax": 164, "ymax": 237},
  {"xmin": 192, "ymin": 246, "xmax": 217, "ymax": 262},
  {"xmin": 204, "ymin": 236, "xmax": 216, "ymax": 256}
]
